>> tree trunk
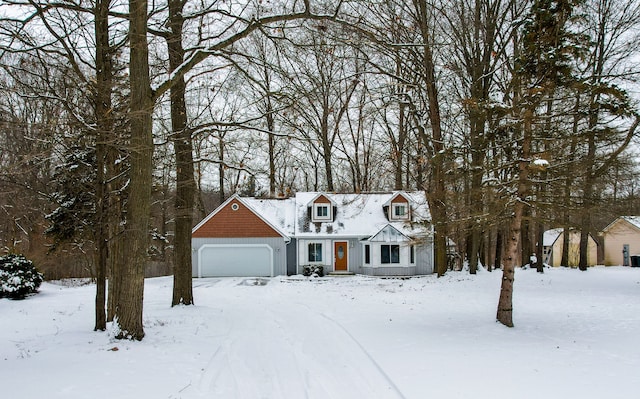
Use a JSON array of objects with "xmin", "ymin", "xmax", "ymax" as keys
[
  {"xmin": 562, "ymin": 94, "xmax": 580, "ymax": 267},
  {"xmin": 412, "ymin": 0, "xmax": 448, "ymax": 277},
  {"xmin": 218, "ymin": 136, "xmax": 225, "ymax": 202},
  {"xmin": 497, "ymin": 200, "xmax": 521, "ymax": 328},
  {"xmin": 535, "ymin": 218, "xmax": 544, "ymax": 273},
  {"xmin": 168, "ymin": 0, "xmax": 194, "ymax": 306},
  {"xmin": 265, "ymin": 91, "xmax": 276, "ymax": 197},
  {"xmin": 93, "ymin": 0, "xmax": 112, "ymax": 331},
  {"xmin": 520, "ymin": 211, "xmax": 531, "ymax": 267},
  {"xmin": 115, "ymin": 0, "xmax": 154, "ymax": 340},
  {"xmin": 579, "ymin": 171, "xmax": 594, "ymax": 271},
  {"xmin": 468, "ymin": 113, "xmax": 486, "ymax": 274},
  {"xmin": 493, "ymin": 228, "xmax": 502, "ymax": 271},
  {"xmin": 395, "ymin": 103, "xmax": 406, "ymax": 190},
  {"xmin": 497, "ymin": 108, "xmax": 532, "ymax": 327},
  {"xmin": 107, "ymin": 154, "xmax": 124, "ymax": 322},
  {"xmin": 320, "ymin": 112, "xmax": 335, "ymax": 191}
]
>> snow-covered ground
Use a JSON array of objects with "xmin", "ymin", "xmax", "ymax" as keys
[{"xmin": 1, "ymin": 267, "xmax": 639, "ymax": 399}]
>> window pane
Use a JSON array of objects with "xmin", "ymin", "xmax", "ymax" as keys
[
  {"xmin": 316, "ymin": 205, "xmax": 328, "ymax": 217},
  {"xmin": 308, "ymin": 243, "xmax": 322, "ymax": 262},
  {"xmin": 391, "ymin": 245, "xmax": 400, "ymax": 263},
  {"xmin": 365, "ymin": 245, "xmax": 370, "ymax": 264},
  {"xmin": 410, "ymin": 245, "xmax": 415, "ymax": 264},
  {"xmin": 394, "ymin": 205, "xmax": 405, "ymax": 216},
  {"xmin": 381, "ymin": 245, "xmax": 390, "ymax": 264}
]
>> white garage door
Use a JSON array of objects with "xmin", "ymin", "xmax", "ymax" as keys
[{"xmin": 198, "ymin": 245, "xmax": 273, "ymax": 277}]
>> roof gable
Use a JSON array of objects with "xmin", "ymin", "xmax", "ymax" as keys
[
  {"xmin": 384, "ymin": 192, "xmax": 411, "ymax": 206},
  {"xmin": 621, "ymin": 216, "xmax": 640, "ymax": 231},
  {"xmin": 308, "ymin": 193, "xmax": 335, "ymax": 206},
  {"xmin": 543, "ymin": 228, "xmax": 599, "ymax": 247},
  {"xmin": 308, "ymin": 193, "xmax": 335, "ymax": 222},
  {"xmin": 368, "ymin": 224, "xmax": 409, "ymax": 242},
  {"xmin": 543, "ymin": 228, "xmax": 563, "ymax": 246},
  {"xmin": 192, "ymin": 195, "xmax": 286, "ymax": 239},
  {"xmin": 602, "ymin": 216, "xmax": 640, "ymax": 234},
  {"xmin": 385, "ymin": 192, "xmax": 412, "ymax": 221}
]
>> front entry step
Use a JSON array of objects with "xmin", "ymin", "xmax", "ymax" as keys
[{"xmin": 327, "ymin": 271, "xmax": 355, "ymax": 276}]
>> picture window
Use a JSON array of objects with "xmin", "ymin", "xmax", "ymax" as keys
[
  {"xmin": 308, "ymin": 243, "xmax": 323, "ymax": 262},
  {"xmin": 381, "ymin": 245, "xmax": 400, "ymax": 264}
]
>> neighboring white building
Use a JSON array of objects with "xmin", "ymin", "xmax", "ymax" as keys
[
  {"xmin": 543, "ymin": 228, "xmax": 598, "ymax": 267},
  {"xmin": 601, "ymin": 216, "xmax": 640, "ymax": 266}
]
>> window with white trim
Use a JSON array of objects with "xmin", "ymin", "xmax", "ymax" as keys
[
  {"xmin": 308, "ymin": 243, "xmax": 323, "ymax": 262},
  {"xmin": 392, "ymin": 203, "xmax": 409, "ymax": 220},
  {"xmin": 312, "ymin": 203, "xmax": 331, "ymax": 221},
  {"xmin": 381, "ymin": 244, "xmax": 400, "ymax": 264}
]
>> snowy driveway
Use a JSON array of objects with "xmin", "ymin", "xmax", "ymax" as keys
[{"xmin": 189, "ymin": 279, "xmax": 404, "ymax": 398}]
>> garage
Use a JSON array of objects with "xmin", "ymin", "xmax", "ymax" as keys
[{"xmin": 197, "ymin": 244, "xmax": 273, "ymax": 277}]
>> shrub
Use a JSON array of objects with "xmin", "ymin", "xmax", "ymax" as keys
[
  {"xmin": 302, "ymin": 265, "xmax": 324, "ymax": 277},
  {"xmin": 0, "ymin": 254, "xmax": 44, "ymax": 299}
]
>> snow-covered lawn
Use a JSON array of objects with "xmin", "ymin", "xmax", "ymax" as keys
[{"xmin": 1, "ymin": 267, "xmax": 639, "ymax": 399}]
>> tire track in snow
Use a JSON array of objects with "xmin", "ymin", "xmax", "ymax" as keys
[
  {"xmin": 318, "ymin": 312, "xmax": 406, "ymax": 399},
  {"xmin": 193, "ymin": 300, "xmax": 314, "ymax": 398},
  {"xmin": 266, "ymin": 301, "xmax": 406, "ymax": 399},
  {"xmin": 185, "ymin": 279, "xmax": 405, "ymax": 398}
]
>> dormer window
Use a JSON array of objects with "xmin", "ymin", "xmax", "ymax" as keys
[
  {"xmin": 393, "ymin": 204, "xmax": 407, "ymax": 218},
  {"xmin": 391, "ymin": 203, "xmax": 410, "ymax": 221},
  {"xmin": 316, "ymin": 204, "xmax": 329, "ymax": 218},
  {"xmin": 384, "ymin": 192, "xmax": 413, "ymax": 222},
  {"xmin": 313, "ymin": 203, "xmax": 332, "ymax": 222}
]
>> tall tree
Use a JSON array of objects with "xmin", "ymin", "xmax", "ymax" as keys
[
  {"xmin": 497, "ymin": 0, "xmax": 583, "ymax": 326},
  {"xmin": 93, "ymin": 0, "xmax": 116, "ymax": 331},
  {"xmin": 164, "ymin": 0, "xmax": 195, "ymax": 306},
  {"xmin": 409, "ymin": 0, "xmax": 449, "ymax": 276},
  {"xmin": 112, "ymin": 0, "xmax": 154, "ymax": 340},
  {"xmin": 115, "ymin": 0, "xmax": 343, "ymax": 338},
  {"xmin": 445, "ymin": 0, "xmax": 512, "ymax": 274},
  {"xmin": 576, "ymin": 0, "xmax": 640, "ymax": 270},
  {"xmin": 280, "ymin": 28, "xmax": 360, "ymax": 192}
]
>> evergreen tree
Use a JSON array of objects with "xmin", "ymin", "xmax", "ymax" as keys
[
  {"xmin": 497, "ymin": 0, "xmax": 586, "ymax": 327},
  {"xmin": 45, "ymin": 147, "xmax": 97, "ymax": 248}
]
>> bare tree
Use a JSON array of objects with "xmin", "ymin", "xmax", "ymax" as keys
[
  {"xmin": 279, "ymin": 27, "xmax": 361, "ymax": 192},
  {"xmin": 444, "ymin": 0, "xmax": 513, "ymax": 274},
  {"xmin": 576, "ymin": 0, "xmax": 640, "ymax": 270}
]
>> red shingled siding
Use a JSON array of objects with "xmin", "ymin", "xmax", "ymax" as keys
[
  {"xmin": 314, "ymin": 194, "xmax": 331, "ymax": 204},
  {"xmin": 192, "ymin": 201, "xmax": 281, "ymax": 238},
  {"xmin": 391, "ymin": 194, "xmax": 409, "ymax": 204}
]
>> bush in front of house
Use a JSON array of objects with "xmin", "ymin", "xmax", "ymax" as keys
[
  {"xmin": 0, "ymin": 254, "xmax": 44, "ymax": 299},
  {"xmin": 303, "ymin": 265, "xmax": 324, "ymax": 277}
]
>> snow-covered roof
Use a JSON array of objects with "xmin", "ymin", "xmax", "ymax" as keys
[
  {"xmin": 602, "ymin": 216, "xmax": 640, "ymax": 233},
  {"xmin": 621, "ymin": 216, "xmax": 640, "ymax": 230},
  {"xmin": 543, "ymin": 228, "xmax": 563, "ymax": 246},
  {"xmin": 231, "ymin": 191, "xmax": 431, "ymax": 240},
  {"xmin": 294, "ymin": 191, "xmax": 431, "ymax": 238},
  {"xmin": 243, "ymin": 197, "xmax": 297, "ymax": 237},
  {"xmin": 201, "ymin": 191, "xmax": 431, "ymax": 239}
]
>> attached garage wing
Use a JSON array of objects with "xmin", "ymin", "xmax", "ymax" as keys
[{"xmin": 197, "ymin": 244, "xmax": 273, "ymax": 277}]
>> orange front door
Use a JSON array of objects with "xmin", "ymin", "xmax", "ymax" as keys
[{"xmin": 334, "ymin": 241, "xmax": 348, "ymax": 271}]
